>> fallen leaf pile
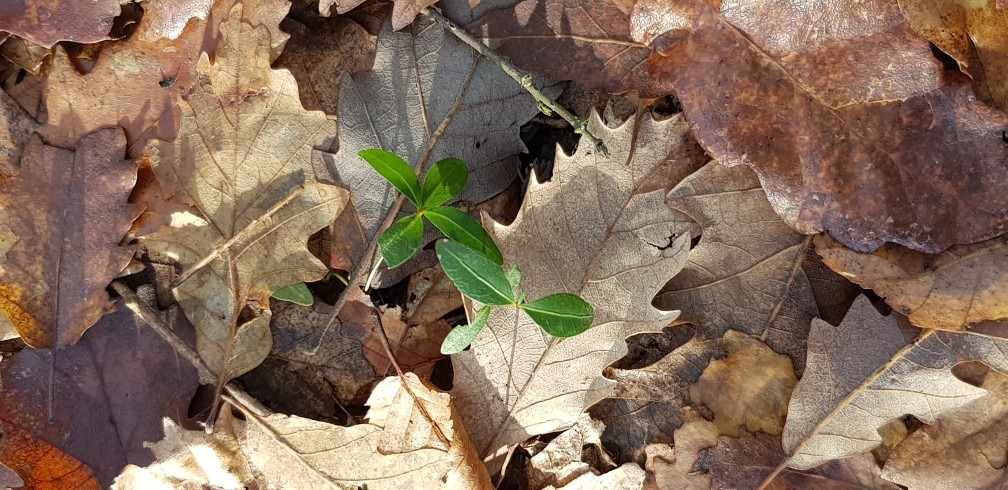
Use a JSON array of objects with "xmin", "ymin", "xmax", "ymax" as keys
[{"xmin": 2, "ymin": 0, "xmax": 1008, "ymax": 488}]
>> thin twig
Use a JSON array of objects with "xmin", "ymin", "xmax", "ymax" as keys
[
  {"xmin": 110, "ymin": 280, "xmax": 270, "ymax": 421},
  {"xmin": 421, "ymin": 6, "xmax": 609, "ymax": 156}
]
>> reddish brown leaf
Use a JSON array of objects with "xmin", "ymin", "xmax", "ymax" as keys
[
  {"xmin": 467, "ymin": 0, "xmax": 655, "ymax": 95},
  {"xmin": 0, "ymin": 129, "xmax": 139, "ymax": 348},
  {"xmin": 0, "ymin": 88, "xmax": 37, "ymax": 176},
  {"xmin": 0, "ymin": 299, "xmax": 199, "ymax": 486},
  {"xmin": 0, "ymin": 0, "xmax": 120, "ymax": 48},
  {"xmin": 0, "ymin": 425, "xmax": 101, "ymax": 490},
  {"xmin": 639, "ymin": 0, "xmax": 1008, "ymax": 253}
]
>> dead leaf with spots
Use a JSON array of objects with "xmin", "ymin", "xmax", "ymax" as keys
[
  {"xmin": 781, "ymin": 296, "xmax": 1008, "ymax": 471},
  {"xmin": 0, "ymin": 0, "xmax": 119, "ymax": 47},
  {"xmin": 0, "ymin": 128, "xmax": 138, "ymax": 348},
  {"xmin": 815, "ymin": 234, "xmax": 1008, "ymax": 331},
  {"xmin": 316, "ymin": 16, "xmax": 560, "ymax": 279},
  {"xmin": 142, "ymin": 5, "xmax": 346, "ymax": 384},
  {"xmin": 639, "ymin": 0, "xmax": 1008, "ymax": 252},
  {"xmin": 450, "ymin": 111, "xmax": 696, "ymax": 472}
]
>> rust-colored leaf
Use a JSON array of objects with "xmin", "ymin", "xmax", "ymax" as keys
[
  {"xmin": 0, "ymin": 129, "xmax": 139, "ymax": 348},
  {"xmin": 0, "ymin": 0, "xmax": 120, "ymax": 47},
  {"xmin": 0, "ymin": 424, "xmax": 100, "ymax": 490},
  {"xmin": 639, "ymin": 0, "xmax": 1008, "ymax": 253}
]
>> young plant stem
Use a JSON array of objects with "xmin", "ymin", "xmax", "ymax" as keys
[{"xmin": 421, "ymin": 6, "xmax": 609, "ymax": 156}]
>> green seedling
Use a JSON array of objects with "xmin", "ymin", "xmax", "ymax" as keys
[
  {"xmin": 358, "ymin": 149, "xmax": 594, "ymax": 354},
  {"xmin": 272, "ymin": 271, "xmax": 348, "ymax": 306}
]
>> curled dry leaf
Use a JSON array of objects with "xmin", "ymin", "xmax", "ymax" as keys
[
  {"xmin": 450, "ymin": 111, "xmax": 696, "ymax": 471},
  {"xmin": 782, "ymin": 295, "xmax": 1008, "ymax": 470},
  {"xmin": 0, "ymin": 129, "xmax": 139, "ymax": 348},
  {"xmin": 316, "ymin": 16, "xmax": 559, "ymax": 276},
  {"xmin": 142, "ymin": 5, "xmax": 346, "ymax": 382},
  {"xmin": 0, "ymin": 0, "xmax": 119, "ymax": 47},
  {"xmin": 0, "ymin": 299, "xmax": 199, "ymax": 486},
  {"xmin": 689, "ymin": 330, "xmax": 797, "ymax": 438},
  {"xmin": 815, "ymin": 234, "xmax": 1008, "ymax": 331},
  {"xmin": 899, "ymin": 0, "xmax": 1008, "ymax": 112},
  {"xmin": 525, "ymin": 414, "xmax": 615, "ymax": 489},
  {"xmin": 639, "ymin": 0, "xmax": 1008, "ymax": 253},
  {"xmin": 466, "ymin": 0, "xmax": 655, "ymax": 95},
  {"xmin": 642, "ymin": 408, "xmax": 717, "ymax": 490}
]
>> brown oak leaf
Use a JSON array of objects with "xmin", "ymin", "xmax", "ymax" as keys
[{"xmin": 0, "ymin": 0, "xmax": 119, "ymax": 47}]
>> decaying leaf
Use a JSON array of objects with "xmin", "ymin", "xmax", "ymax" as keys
[
  {"xmin": 320, "ymin": 0, "xmax": 437, "ymax": 31},
  {"xmin": 0, "ymin": 35, "xmax": 50, "ymax": 75},
  {"xmin": 815, "ymin": 234, "xmax": 1008, "ymax": 331},
  {"xmin": 142, "ymin": 5, "xmax": 346, "ymax": 382},
  {"xmin": 0, "ymin": 0, "xmax": 120, "ymax": 47},
  {"xmin": 363, "ymin": 306, "xmax": 451, "ymax": 379},
  {"xmin": 881, "ymin": 367, "xmax": 1008, "ymax": 489},
  {"xmin": 545, "ymin": 463, "xmax": 645, "ymax": 490},
  {"xmin": 0, "ymin": 426, "xmax": 101, "ymax": 490},
  {"xmin": 689, "ymin": 330, "xmax": 797, "ymax": 438},
  {"xmin": 466, "ymin": 0, "xmax": 655, "ymax": 94},
  {"xmin": 782, "ymin": 295, "xmax": 1008, "ymax": 469},
  {"xmin": 450, "ymin": 111, "xmax": 697, "ymax": 471},
  {"xmin": 405, "ymin": 264, "xmax": 464, "ymax": 324},
  {"xmin": 0, "ymin": 299, "xmax": 199, "ymax": 486},
  {"xmin": 120, "ymin": 374, "xmax": 492, "ymax": 489},
  {"xmin": 525, "ymin": 414, "xmax": 615, "ymax": 489},
  {"xmin": 642, "ymin": 409, "xmax": 717, "ymax": 490},
  {"xmin": 0, "ymin": 129, "xmax": 139, "ymax": 348},
  {"xmin": 0, "ymin": 88, "xmax": 37, "ymax": 175},
  {"xmin": 316, "ymin": 16, "xmax": 559, "ymax": 275},
  {"xmin": 900, "ymin": 0, "xmax": 1008, "ymax": 112},
  {"xmin": 639, "ymin": 0, "xmax": 1008, "ymax": 253},
  {"xmin": 656, "ymin": 161, "xmax": 817, "ymax": 369}
]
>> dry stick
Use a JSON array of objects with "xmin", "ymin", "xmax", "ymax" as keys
[
  {"xmin": 421, "ymin": 6, "xmax": 609, "ymax": 157},
  {"xmin": 110, "ymin": 280, "xmax": 270, "ymax": 420}
]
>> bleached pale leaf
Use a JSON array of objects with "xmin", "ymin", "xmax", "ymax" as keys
[
  {"xmin": 451, "ymin": 111, "xmax": 697, "ymax": 471},
  {"xmin": 142, "ymin": 5, "xmax": 346, "ymax": 382},
  {"xmin": 782, "ymin": 296, "xmax": 1008, "ymax": 469},
  {"xmin": 525, "ymin": 414, "xmax": 614, "ymax": 489}
]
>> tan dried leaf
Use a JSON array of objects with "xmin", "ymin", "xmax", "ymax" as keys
[
  {"xmin": 815, "ymin": 234, "xmax": 1008, "ymax": 331},
  {"xmin": 689, "ymin": 330, "xmax": 797, "ymax": 438},
  {"xmin": 405, "ymin": 265, "xmax": 463, "ymax": 325},
  {"xmin": 0, "ymin": 129, "xmax": 138, "ymax": 348},
  {"xmin": 545, "ymin": 463, "xmax": 645, "ymax": 490},
  {"xmin": 525, "ymin": 414, "xmax": 615, "ymax": 489},
  {"xmin": 451, "ymin": 111, "xmax": 699, "ymax": 471},
  {"xmin": 142, "ymin": 5, "xmax": 346, "ymax": 382},
  {"xmin": 320, "ymin": 0, "xmax": 437, "ymax": 30},
  {"xmin": 643, "ymin": 409, "xmax": 717, "ymax": 490},
  {"xmin": 782, "ymin": 295, "xmax": 1008, "ymax": 469}
]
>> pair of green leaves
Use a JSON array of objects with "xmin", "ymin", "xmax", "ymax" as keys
[
  {"xmin": 360, "ymin": 149, "xmax": 502, "ymax": 268},
  {"xmin": 434, "ymin": 240, "xmax": 594, "ymax": 354},
  {"xmin": 361, "ymin": 149, "xmax": 595, "ymax": 355}
]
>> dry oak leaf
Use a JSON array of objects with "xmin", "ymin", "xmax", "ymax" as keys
[
  {"xmin": 689, "ymin": 330, "xmax": 797, "ymax": 438},
  {"xmin": 642, "ymin": 408, "xmax": 717, "ymax": 490},
  {"xmin": 320, "ymin": 0, "xmax": 437, "ymax": 31},
  {"xmin": 0, "ymin": 87, "xmax": 38, "ymax": 175},
  {"xmin": 0, "ymin": 0, "xmax": 119, "ymax": 47},
  {"xmin": 466, "ymin": 0, "xmax": 656, "ymax": 95},
  {"xmin": 125, "ymin": 374, "xmax": 492, "ymax": 489},
  {"xmin": 0, "ymin": 426, "xmax": 100, "ymax": 490},
  {"xmin": 524, "ymin": 414, "xmax": 615, "ymax": 489},
  {"xmin": 141, "ymin": 0, "xmax": 290, "ymax": 60},
  {"xmin": 781, "ymin": 295, "xmax": 1008, "ymax": 471},
  {"xmin": 450, "ymin": 111, "xmax": 694, "ymax": 472},
  {"xmin": 544, "ymin": 463, "xmax": 645, "ymax": 490},
  {"xmin": 317, "ymin": 16, "xmax": 559, "ymax": 276},
  {"xmin": 363, "ymin": 305, "xmax": 452, "ymax": 379},
  {"xmin": 900, "ymin": 0, "xmax": 1008, "ymax": 112},
  {"xmin": 0, "ymin": 299, "xmax": 200, "ymax": 486},
  {"xmin": 881, "ymin": 367, "xmax": 1008, "ymax": 489},
  {"xmin": 0, "ymin": 128, "xmax": 139, "ymax": 348},
  {"xmin": 639, "ymin": 0, "xmax": 1008, "ymax": 253},
  {"xmin": 655, "ymin": 161, "xmax": 818, "ymax": 371},
  {"xmin": 816, "ymin": 233, "xmax": 1008, "ymax": 331},
  {"xmin": 142, "ymin": 5, "xmax": 346, "ymax": 382},
  {"xmin": 0, "ymin": 35, "xmax": 50, "ymax": 76}
]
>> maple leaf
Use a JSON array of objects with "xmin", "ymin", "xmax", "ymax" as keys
[
  {"xmin": 900, "ymin": 0, "xmax": 1008, "ymax": 112},
  {"xmin": 466, "ymin": 0, "xmax": 655, "ymax": 95},
  {"xmin": 117, "ymin": 374, "xmax": 492, "ymax": 489},
  {"xmin": 815, "ymin": 234, "xmax": 1008, "ymax": 331},
  {"xmin": 0, "ymin": 129, "xmax": 139, "ymax": 348},
  {"xmin": 0, "ymin": 0, "xmax": 120, "ymax": 47},
  {"xmin": 450, "ymin": 111, "xmax": 695, "ymax": 471},
  {"xmin": 881, "ymin": 367, "xmax": 1008, "ymax": 488},
  {"xmin": 0, "ymin": 299, "xmax": 199, "ymax": 485},
  {"xmin": 781, "ymin": 295, "xmax": 1008, "ymax": 470},
  {"xmin": 142, "ymin": 5, "xmax": 347, "ymax": 382},
  {"xmin": 317, "ymin": 16, "xmax": 559, "ymax": 275},
  {"xmin": 637, "ymin": 0, "xmax": 1008, "ymax": 253}
]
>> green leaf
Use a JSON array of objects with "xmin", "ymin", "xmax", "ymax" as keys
[
  {"xmin": 440, "ymin": 306, "xmax": 491, "ymax": 355},
  {"xmin": 505, "ymin": 265, "xmax": 521, "ymax": 294},
  {"xmin": 522, "ymin": 293, "xmax": 594, "ymax": 338},
  {"xmin": 358, "ymin": 149, "xmax": 422, "ymax": 206},
  {"xmin": 425, "ymin": 206, "xmax": 503, "ymax": 266},
  {"xmin": 421, "ymin": 158, "xmax": 467, "ymax": 209},
  {"xmin": 435, "ymin": 240, "xmax": 514, "ymax": 306},
  {"xmin": 272, "ymin": 282, "xmax": 313, "ymax": 306},
  {"xmin": 379, "ymin": 214, "xmax": 424, "ymax": 268}
]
